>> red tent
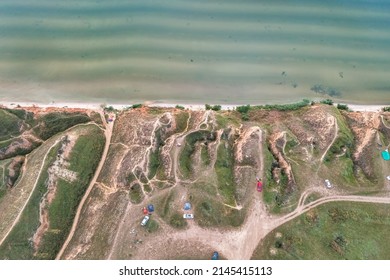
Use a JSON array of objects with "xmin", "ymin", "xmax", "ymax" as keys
[
  {"xmin": 142, "ymin": 207, "xmax": 148, "ymax": 215},
  {"xmin": 257, "ymin": 181, "xmax": 263, "ymax": 192}
]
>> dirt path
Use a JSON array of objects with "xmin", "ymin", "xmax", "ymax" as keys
[
  {"xmin": 320, "ymin": 116, "xmax": 338, "ymax": 163},
  {"xmin": 274, "ymin": 194, "xmax": 390, "ymax": 229},
  {"xmin": 381, "ymin": 115, "xmax": 390, "ymax": 130},
  {"xmin": 0, "ymin": 139, "xmax": 61, "ymax": 246},
  {"xmin": 107, "ymin": 201, "xmax": 133, "ymax": 259},
  {"xmin": 161, "ymin": 190, "xmax": 390, "ymax": 260},
  {"xmin": 56, "ymin": 112, "xmax": 114, "ymax": 259}
]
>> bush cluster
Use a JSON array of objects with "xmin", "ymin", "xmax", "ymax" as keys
[
  {"xmin": 235, "ymin": 100, "xmax": 311, "ymax": 120},
  {"xmin": 320, "ymin": 99, "xmax": 334, "ymax": 105},
  {"xmin": 382, "ymin": 107, "xmax": 390, "ymax": 112},
  {"xmin": 336, "ymin": 104, "xmax": 349, "ymax": 111},
  {"xmin": 205, "ymin": 104, "xmax": 222, "ymax": 111}
]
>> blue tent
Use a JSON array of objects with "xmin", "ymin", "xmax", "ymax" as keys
[
  {"xmin": 147, "ymin": 204, "xmax": 154, "ymax": 212},
  {"xmin": 184, "ymin": 202, "xmax": 191, "ymax": 210},
  {"xmin": 382, "ymin": 150, "xmax": 390, "ymax": 161}
]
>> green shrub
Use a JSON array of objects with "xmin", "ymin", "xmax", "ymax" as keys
[
  {"xmin": 132, "ymin": 104, "xmax": 143, "ymax": 109},
  {"xmin": 175, "ymin": 105, "xmax": 185, "ymax": 110},
  {"xmin": 337, "ymin": 104, "xmax": 349, "ymax": 111},
  {"xmin": 236, "ymin": 105, "xmax": 251, "ymax": 114},
  {"xmin": 382, "ymin": 107, "xmax": 390, "ymax": 112},
  {"xmin": 241, "ymin": 113, "xmax": 250, "ymax": 121},
  {"xmin": 253, "ymin": 99, "xmax": 310, "ymax": 111},
  {"xmin": 129, "ymin": 184, "xmax": 144, "ymax": 204},
  {"xmin": 104, "ymin": 106, "xmax": 115, "ymax": 112},
  {"xmin": 169, "ymin": 212, "xmax": 187, "ymax": 228},
  {"xmin": 205, "ymin": 104, "xmax": 221, "ymax": 111},
  {"xmin": 146, "ymin": 219, "xmax": 159, "ymax": 233},
  {"xmin": 320, "ymin": 99, "xmax": 334, "ymax": 105},
  {"xmin": 212, "ymin": 105, "xmax": 222, "ymax": 111}
]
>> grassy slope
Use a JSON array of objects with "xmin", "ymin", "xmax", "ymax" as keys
[
  {"xmin": 175, "ymin": 111, "xmax": 189, "ymax": 133},
  {"xmin": 215, "ymin": 138, "xmax": 236, "ymax": 205},
  {"xmin": 0, "ymin": 142, "xmax": 61, "ymax": 259},
  {"xmin": 0, "ymin": 110, "xmax": 22, "ymax": 141},
  {"xmin": 0, "ymin": 125, "xmax": 105, "ymax": 259},
  {"xmin": 33, "ymin": 112, "xmax": 91, "ymax": 140},
  {"xmin": 179, "ymin": 130, "xmax": 214, "ymax": 178},
  {"xmin": 323, "ymin": 108, "xmax": 357, "ymax": 186},
  {"xmin": 37, "ymin": 126, "xmax": 105, "ymax": 259},
  {"xmin": 252, "ymin": 202, "xmax": 390, "ymax": 260}
]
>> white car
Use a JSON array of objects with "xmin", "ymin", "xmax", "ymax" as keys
[
  {"xmin": 141, "ymin": 215, "xmax": 150, "ymax": 226},
  {"xmin": 183, "ymin": 213, "xmax": 194, "ymax": 219},
  {"xmin": 387, "ymin": 176, "xmax": 390, "ymax": 181},
  {"xmin": 324, "ymin": 179, "xmax": 332, "ymax": 188}
]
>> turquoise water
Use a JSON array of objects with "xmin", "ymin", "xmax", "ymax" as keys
[{"xmin": 0, "ymin": 0, "xmax": 389, "ymax": 105}]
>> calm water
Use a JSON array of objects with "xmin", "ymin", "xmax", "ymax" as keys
[{"xmin": 0, "ymin": 0, "xmax": 389, "ymax": 105}]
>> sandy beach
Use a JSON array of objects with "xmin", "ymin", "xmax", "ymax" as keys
[{"xmin": 0, "ymin": 100, "xmax": 388, "ymax": 113}]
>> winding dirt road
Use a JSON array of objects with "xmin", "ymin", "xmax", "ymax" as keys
[
  {"xmin": 56, "ymin": 112, "xmax": 114, "ymax": 259},
  {"xmin": 158, "ymin": 192, "xmax": 390, "ymax": 260},
  {"xmin": 320, "ymin": 116, "xmax": 338, "ymax": 163}
]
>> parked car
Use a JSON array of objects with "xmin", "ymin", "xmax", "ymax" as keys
[
  {"xmin": 324, "ymin": 179, "xmax": 332, "ymax": 188},
  {"xmin": 183, "ymin": 213, "xmax": 194, "ymax": 219},
  {"xmin": 386, "ymin": 175, "xmax": 390, "ymax": 181},
  {"xmin": 211, "ymin": 251, "xmax": 219, "ymax": 260},
  {"xmin": 141, "ymin": 215, "xmax": 150, "ymax": 226}
]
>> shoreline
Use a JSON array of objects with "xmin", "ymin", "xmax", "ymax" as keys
[{"xmin": 0, "ymin": 100, "xmax": 388, "ymax": 113}]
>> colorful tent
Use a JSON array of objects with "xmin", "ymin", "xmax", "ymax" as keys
[
  {"xmin": 142, "ymin": 207, "xmax": 148, "ymax": 215},
  {"xmin": 382, "ymin": 150, "xmax": 390, "ymax": 161},
  {"xmin": 184, "ymin": 202, "xmax": 191, "ymax": 210},
  {"xmin": 257, "ymin": 181, "xmax": 263, "ymax": 192},
  {"xmin": 147, "ymin": 204, "xmax": 154, "ymax": 213}
]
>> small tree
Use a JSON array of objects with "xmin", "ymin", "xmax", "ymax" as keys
[
  {"xmin": 211, "ymin": 105, "xmax": 222, "ymax": 111},
  {"xmin": 320, "ymin": 99, "xmax": 334, "ymax": 105},
  {"xmin": 105, "ymin": 105, "xmax": 115, "ymax": 112},
  {"xmin": 205, "ymin": 104, "xmax": 212, "ymax": 110},
  {"xmin": 175, "ymin": 105, "xmax": 185, "ymax": 110},
  {"xmin": 242, "ymin": 113, "xmax": 250, "ymax": 121},
  {"xmin": 337, "ymin": 104, "xmax": 349, "ymax": 111},
  {"xmin": 132, "ymin": 104, "xmax": 142, "ymax": 109},
  {"xmin": 236, "ymin": 104, "xmax": 251, "ymax": 114},
  {"xmin": 382, "ymin": 107, "xmax": 390, "ymax": 112}
]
